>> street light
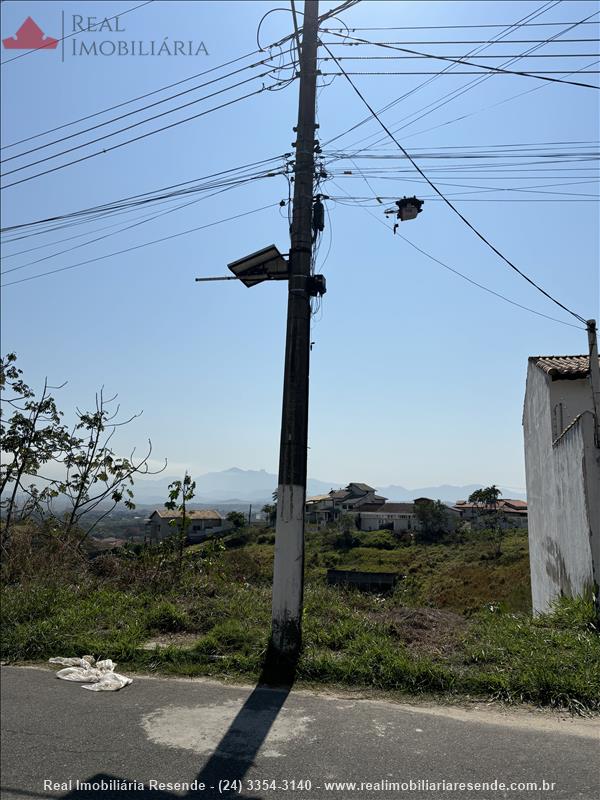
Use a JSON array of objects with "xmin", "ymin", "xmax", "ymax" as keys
[{"xmin": 227, "ymin": 245, "xmax": 289, "ymax": 287}]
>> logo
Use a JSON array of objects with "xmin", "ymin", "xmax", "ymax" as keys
[
  {"xmin": 1, "ymin": 12, "xmax": 208, "ymax": 61},
  {"xmin": 2, "ymin": 17, "xmax": 59, "ymax": 50}
]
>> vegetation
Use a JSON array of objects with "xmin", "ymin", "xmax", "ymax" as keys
[
  {"xmin": 226, "ymin": 510, "xmax": 247, "ymax": 529},
  {"xmin": 413, "ymin": 498, "xmax": 452, "ymax": 541},
  {"xmin": 1, "ymin": 353, "xmax": 163, "ymax": 572},
  {"xmin": 164, "ymin": 472, "xmax": 196, "ymax": 581},
  {"xmin": 2, "ymin": 520, "xmax": 598, "ymax": 712},
  {"xmin": 2, "ymin": 357, "xmax": 598, "ymax": 713},
  {"xmin": 468, "ymin": 484, "xmax": 506, "ymax": 557}
]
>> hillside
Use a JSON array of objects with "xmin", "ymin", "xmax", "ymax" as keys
[{"xmin": 2, "ymin": 521, "xmax": 598, "ymax": 711}]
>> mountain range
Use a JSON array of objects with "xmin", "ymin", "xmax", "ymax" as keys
[{"xmin": 132, "ymin": 468, "xmax": 526, "ymax": 506}]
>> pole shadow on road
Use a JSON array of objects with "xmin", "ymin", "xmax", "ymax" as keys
[{"xmin": 2, "ymin": 659, "xmax": 297, "ymax": 800}]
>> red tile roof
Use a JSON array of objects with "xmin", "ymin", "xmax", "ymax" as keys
[{"xmin": 531, "ymin": 355, "xmax": 598, "ymax": 379}]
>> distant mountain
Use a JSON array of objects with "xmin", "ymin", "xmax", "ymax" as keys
[
  {"xmin": 132, "ymin": 468, "xmax": 343, "ymax": 505},
  {"xmin": 131, "ymin": 469, "xmax": 525, "ymax": 506}
]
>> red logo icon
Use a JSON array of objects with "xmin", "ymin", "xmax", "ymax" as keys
[{"xmin": 2, "ymin": 17, "xmax": 59, "ymax": 50}]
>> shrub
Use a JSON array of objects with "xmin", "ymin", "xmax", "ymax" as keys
[
  {"xmin": 146, "ymin": 601, "xmax": 190, "ymax": 632},
  {"xmin": 358, "ymin": 531, "xmax": 396, "ymax": 550}
]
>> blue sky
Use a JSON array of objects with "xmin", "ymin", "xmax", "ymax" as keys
[{"xmin": 1, "ymin": 0, "xmax": 598, "ymax": 492}]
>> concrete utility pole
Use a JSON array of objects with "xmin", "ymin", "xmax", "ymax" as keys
[
  {"xmin": 587, "ymin": 319, "xmax": 600, "ymax": 446},
  {"xmin": 269, "ymin": 0, "xmax": 320, "ymax": 668}
]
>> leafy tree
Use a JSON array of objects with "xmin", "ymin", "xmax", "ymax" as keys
[
  {"xmin": 164, "ymin": 472, "xmax": 196, "ymax": 579},
  {"xmin": 468, "ymin": 485, "xmax": 502, "ymax": 509},
  {"xmin": 226, "ymin": 510, "xmax": 246, "ymax": 529},
  {"xmin": 59, "ymin": 390, "xmax": 160, "ymax": 543},
  {"xmin": 468, "ymin": 485, "xmax": 505, "ymax": 557},
  {"xmin": 1, "ymin": 354, "xmax": 74, "ymax": 546},
  {"xmin": 414, "ymin": 499, "xmax": 451, "ymax": 541},
  {"xmin": 1, "ymin": 354, "xmax": 164, "ymax": 554},
  {"xmin": 261, "ymin": 503, "xmax": 276, "ymax": 527}
]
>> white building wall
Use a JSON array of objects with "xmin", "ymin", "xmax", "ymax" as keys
[
  {"xmin": 551, "ymin": 414, "xmax": 596, "ymax": 602},
  {"xmin": 356, "ymin": 512, "xmax": 414, "ymax": 532},
  {"xmin": 523, "ymin": 363, "xmax": 598, "ymax": 613}
]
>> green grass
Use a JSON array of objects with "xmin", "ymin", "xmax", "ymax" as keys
[{"xmin": 1, "ymin": 525, "xmax": 599, "ymax": 712}]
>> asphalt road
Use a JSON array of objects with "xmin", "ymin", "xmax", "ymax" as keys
[{"xmin": 1, "ymin": 666, "xmax": 598, "ymax": 800}]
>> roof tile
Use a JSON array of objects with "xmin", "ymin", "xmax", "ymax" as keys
[{"xmin": 532, "ymin": 354, "xmax": 598, "ymax": 379}]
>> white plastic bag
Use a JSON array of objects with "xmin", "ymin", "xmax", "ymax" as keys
[
  {"xmin": 82, "ymin": 672, "xmax": 132, "ymax": 691},
  {"xmin": 55, "ymin": 666, "xmax": 102, "ymax": 682},
  {"xmin": 49, "ymin": 655, "xmax": 132, "ymax": 691},
  {"xmin": 49, "ymin": 656, "xmax": 95, "ymax": 668}
]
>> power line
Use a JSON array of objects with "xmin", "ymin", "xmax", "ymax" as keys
[
  {"xmin": 321, "ymin": 42, "xmax": 589, "ymax": 326},
  {"xmin": 0, "ymin": 49, "xmax": 265, "ymax": 151},
  {"xmin": 323, "ymin": 37, "xmax": 600, "ymax": 44},
  {"xmin": 0, "ymin": 156, "xmax": 287, "ymax": 241},
  {"xmin": 1, "ymin": 203, "xmax": 280, "ymax": 287},
  {"xmin": 1, "ymin": 67, "xmax": 288, "ymax": 179},
  {"xmin": 0, "ymin": 85, "xmax": 277, "ymax": 191},
  {"xmin": 321, "ymin": 22, "xmax": 600, "ymax": 31},
  {"xmin": 1, "ymin": 171, "xmax": 283, "ymax": 275},
  {"xmin": 320, "ymin": 70, "xmax": 600, "ymax": 81},
  {"xmin": 0, "ymin": 1, "xmax": 154, "ymax": 65},
  {"xmin": 320, "ymin": 53, "xmax": 600, "ymax": 59},
  {"xmin": 330, "ymin": 180, "xmax": 584, "ymax": 330},
  {"xmin": 324, "ymin": 32, "xmax": 600, "ymax": 89},
  {"xmin": 396, "ymin": 58, "xmax": 600, "ymax": 143},
  {"xmin": 1, "ymin": 156, "xmax": 285, "ymax": 233},
  {"xmin": 336, "ymin": 16, "xmax": 600, "ymax": 157},
  {"xmin": 1, "ymin": 57, "xmax": 280, "ymax": 164},
  {"xmin": 322, "ymin": 1, "xmax": 569, "ymax": 149}
]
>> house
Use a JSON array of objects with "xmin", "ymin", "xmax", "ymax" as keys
[
  {"xmin": 147, "ymin": 509, "xmax": 229, "ymax": 544},
  {"xmin": 306, "ymin": 487, "xmax": 459, "ymax": 533},
  {"xmin": 452, "ymin": 499, "xmax": 528, "ymax": 529},
  {"xmin": 305, "ymin": 483, "xmax": 387, "ymax": 525},
  {"xmin": 523, "ymin": 353, "xmax": 600, "ymax": 614},
  {"xmin": 357, "ymin": 502, "xmax": 417, "ymax": 532}
]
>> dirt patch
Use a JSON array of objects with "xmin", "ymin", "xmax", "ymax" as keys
[
  {"xmin": 141, "ymin": 633, "xmax": 200, "ymax": 651},
  {"xmin": 370, "ymin": 606, "xmax": 469, "ymax": 657}
]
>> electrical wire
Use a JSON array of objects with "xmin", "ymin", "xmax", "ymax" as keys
[
  {"xmin": 1, "ymin": 155, "xmax": 286, "ymax": 235},
  {"xmin": 329, "ymin": 180, "xmax": 584, "ymax": 330},
  {"xmin": 0, "ymin": 85, "xmax": 279, "ymax": 191},
  {"xmin": 1, "ymin": 58, "xmax": 282, "ymax": 164},
  {"xmin": 1, "ymin": 171, "xmax": 284, "ymax": 275},
  {"xmin": 319, "ymin": 70, "xmax": 599, "ymax": 81},
  {"xmin": 322, "ymin": 37, "xmax": 600, "ymax": 45},
  {"xmin": 0, "ymin": 48, "xmax": 266, "ymax": 151},
  {"xmin": 324, "ymin": 32, "xmax": 600, "ymax": 89},
  {"xmin": 1, "ymin": 203, "xmax": 281, "ymax": 288},
  {"xmin": 322, "ymin": 42, "xmax": 589, "ymax": 326},
  {"xmin": 321, "ymin": 21, "xmax": 600, "ymax": 31},
  {"xmin": 1, "ymin": 66, "xmax": 290, "ymax": 179},
  {"xmin": 328, "ymin": 7, "xmax": 599, "ymax": 155},
  {"xmin": 322, "ymin": 0, "xmax": 566, "ymax": 149},
  {"xmin": 320, "ymin": 53, "xmax": 600, "ymax": 59}
]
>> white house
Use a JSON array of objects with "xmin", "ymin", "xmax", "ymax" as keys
[
  {"xmin": 523, "ymin": 354, "xmax": 600, "ymax": 614},
  {"xmin": 147, "ymin": 509, "xmax": 229, "ymax": 544},
  {"xmin": 305, "ymin": 483, "xmax": 387, "ymax": 525},
  {"xmin": 357, "ymin": 502, "xmax": 417, "ymax": 532}
]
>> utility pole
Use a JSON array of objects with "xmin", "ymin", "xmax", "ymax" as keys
[
  {"xmin": 268, "ymin": 0, "xmax": 320, "ymax": 670},
  {"xmin": 587, "ymin": 319, "xmax": 600, "ymax": 446}
]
